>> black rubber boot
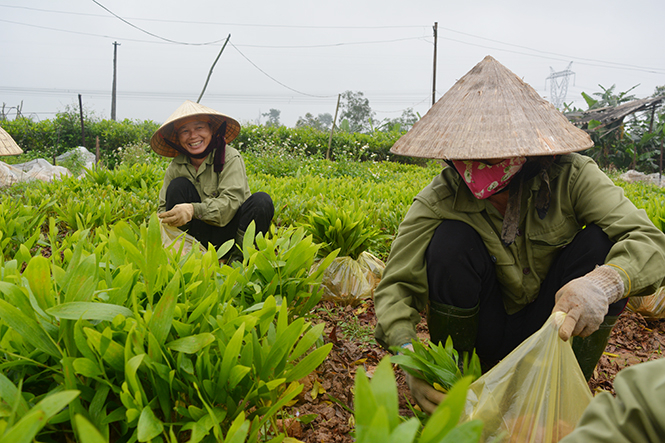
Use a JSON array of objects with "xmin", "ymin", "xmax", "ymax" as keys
[
  {"xmin": 427, "ymin": 300, "xmax": 480, "ymax": 354},
  {"xmin": 571, "ymin": 315, "xmax": 618, "ymax": 381}
]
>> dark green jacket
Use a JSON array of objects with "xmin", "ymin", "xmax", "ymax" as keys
[
  {"xmin": 158, "ymin": 147, "xmax": 251, "ymax": 227},
  {"xmin": 560, "ymin": 358, "xmax": 665, "ymax": 443},
  {"xmin": 374, "ymin": 153, "xmax": 665, "ymax": 349}
]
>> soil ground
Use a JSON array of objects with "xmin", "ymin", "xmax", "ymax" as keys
[{"xmin": 284, "ymin": 300, "xmax": 665, "ymax": 442}]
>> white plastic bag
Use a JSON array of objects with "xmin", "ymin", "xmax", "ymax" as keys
[
  {"xmin": 462, "ymin": 312, "xmax": 592, "ymax": 443},
  {"xmin": 160, "ymin": 222, "xmax": 206, "ymax": 256}
]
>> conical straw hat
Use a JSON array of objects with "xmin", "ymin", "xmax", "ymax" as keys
[
  {"xmin": 0, "ymin": 126, "xmax": 23, "ymax": 156},
  {"xmin": 151, "ymin": 100, "xmax": 241, "ymax": 157},
  {"xmin": 390, "ymin": 56, "xmax": 593, "ymax": 160}
]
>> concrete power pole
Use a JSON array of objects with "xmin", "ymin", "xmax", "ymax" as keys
[
  {"xmin": 546, "ymin": 62, "xmax": 574, "ymax": 110},
  {"xmin": 432, "ymin": 22, "xmax": 438, "ymax": 107},
  {"xmin": 111, "ymin": 41, "xmax": 120, "ymax": 121}
]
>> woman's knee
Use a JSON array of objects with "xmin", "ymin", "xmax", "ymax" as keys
[{"xmin": 426, "ymin": 220, "xmax": 488, "ymax": 268}]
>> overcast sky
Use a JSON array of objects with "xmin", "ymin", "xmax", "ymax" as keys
[{"xmin": 1, "ymin": 0, "xmax": 664, "ymax": 128}]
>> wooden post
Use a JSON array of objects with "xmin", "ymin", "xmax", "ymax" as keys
[
  {"xmin": 96, "ymin": 136, "xmax": 100, "ymax": 165},
  {"xmin": 658, "ymin": 137, "xmax": 665, "ymax": 186},
  {"xmin": 327, "ymin": 94, "xmax": 341, "ymax": 160},
  {"xmin": 78, "ymin": 94, "xmax": 86, "ymax": 148},
  {"xmin": 432, "ymin": 22, "xmax": 438, "ymax": 107},
  {"xmin": 198, "ymin": 34, "xmax": 231, "ymax": 103}
]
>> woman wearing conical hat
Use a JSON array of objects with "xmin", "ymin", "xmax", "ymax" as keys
[
  {"xmin": 151, "ymin": 100, "xmax": 274, "ymax": 255},
  {"xmin": 374, "ymin": 56, "xmax": 665, "ymax": 414}
]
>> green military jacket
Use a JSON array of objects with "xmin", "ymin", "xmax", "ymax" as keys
[
  {"xmin": 158, "ymin": 146, "xmax": 251, "ymax": 227},
  {"xmin": 559, "ymin": 358, "xmax": 665, "ymax": 443},
  {"xmin": 374, "ymin": 153, "xmax": 665, "ymax": 350}
]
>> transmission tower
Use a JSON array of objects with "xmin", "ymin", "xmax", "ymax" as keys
[{"xmin": 546, "ymin": 62, "xmax": 574, "ymax": 110}]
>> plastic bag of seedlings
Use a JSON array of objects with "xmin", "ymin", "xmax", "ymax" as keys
[
  {"xmin": 315, "ymin": 251, "xmax": 385, "ymax": 307},
  {"xmin": 160, "ymin": 222, "xmax": 206, "ymax": 256},
  {"xmin": 627, "ymin": 286, "xmax": 665, "ymax": 319},
  {"xmin": 461, "ymin": 312, "xmax": 592, "ymax": 443}
]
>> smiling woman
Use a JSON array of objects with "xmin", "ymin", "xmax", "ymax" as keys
[{"xmin": 151, "ymin": 100, "xmax": 274, "ymax": 256}]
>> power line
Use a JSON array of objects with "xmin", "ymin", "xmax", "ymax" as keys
[
  {"xmin": 0, "ymin": 4, "xmax": 425, "ymax": 29},
  {"xmin": 437, "ymin": 25, "xmax": 665, "ymax": 74},
  {"xmin": 229, "ymin": 43, "xmax": 337, "ymax": 99},
  {"xmin": 90, "ymin": 0, "xmax": 228, "ymax": 46}
]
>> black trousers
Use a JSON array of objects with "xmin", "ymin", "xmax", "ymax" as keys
[
  {"xmin": 165, "ymin": 177, "xmax": 274, "ymax": 249},
  {"xmin": 426, "ymin": 220, "xmax": 627, "ymax": 364}
]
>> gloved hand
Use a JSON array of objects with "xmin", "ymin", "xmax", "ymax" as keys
[
  {"xmin": 158, "ymin": 203, "xmax": 194, "ymax": 227},
  {"xmin": 553, "ymin": 265, "xmax": 624, "ymax": 341},
  {"xmin": 405, "ymin": 372, "xmax": 446, "ymax": 415}
]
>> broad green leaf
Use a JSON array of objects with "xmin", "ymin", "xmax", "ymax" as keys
[
  {"xmin": 137, "ymin": 406, "xmax": 163, "ymax": 442},
  {"xmin": 149, "ymin": 274, "xmax": 179, "ymax": 345},
  {"xmin": 0, "ymin": 282, "xmax": 37, "ymax": 322},
  {"xmin": 74, "ymin": 414, "xmax": 107, "ymax": 443},
  {"xmin": 223, "ymin": 412, "xmax": 249, "ymax": 443},
  {"xmin": 84, "ymin": 328, "xmax": 124, "ymax": 372},
  {"xmin": 0, "ymin": 299, "xmax": 61, "ymax": 359},
  {"xmin": 390, "ymin": 417, "xmax": 420, "ymax": 443},
  {"xmin": 125, "ymin": 354, "xmax": 146, "ymax": 400},
  {"xmin": 0, "ymin": 373, "xmax": 28, "ymax": 417},
  {"xmin": 370, "ymin": 357, "xmax": 399, "ymax": 432},
  {"xmin": 219, "ymin": 323, "xmax": 245, "ymax": 386},
  {"xmin": 34, "ymin": 390, "xmax": 80, "ymax": 420},
  {"xmin": 228, "ymin": 365, "xmax": 251, "ymax": 389},
  {"xmin": 166, "ymin": 333, "xmax": 215, "ymax": 354},
  {"xmin": 46, "ymin": 302, "xmax": 133, "ymax": 321},
  {"xmin": 285, "ymin": 343, "xmax": 332, "ymax": 383},
  {"xmin": 0, "ymin": 409, "xmax": 46, "ymax": 443},
  {"xmin": 439, "ymin": 419, "xmax": 484, "ymax": 443},
  {"xmin": 23, "ymin": 256, "xmax": 54, "ymax": 311},
  {"xmin": 73, "ymin": 358, "xmax": 103, "ymax": 378},
  {"xmin": 420, "ymin": 376, "xmax": 474, "ymax": 443},
  {"xmin": 290, "ymin": 322, "xmax": 325, "ymax": 361},
  {"xmin": 64, "ymin": 254, "xmax": 98, "ymax": 303},
  {"xmin": 354, "ymin": 367, "xmax": 378, "ymax": 437}
]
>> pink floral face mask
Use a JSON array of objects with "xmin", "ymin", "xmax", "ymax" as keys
[{"xmin": 452, "ymin": 157, "xmax": 527, "ymax": 199}]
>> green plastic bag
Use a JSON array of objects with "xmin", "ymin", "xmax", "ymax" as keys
[{"xmin": 461, "ymin": 312, "xmax": 592, "ymax": 443}]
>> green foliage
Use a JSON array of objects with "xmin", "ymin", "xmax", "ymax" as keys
[
  {"xmin": 0, "ymin": 215, "xmax": 332, "ymax": 442},
  {"xmin": 0, "ymin": 107, "xmax": 160, "ymax": 169},
  {"xmin": 116, "ymin": 141, "xmax": 169, "ymax": 168},
  {"xmin": 299, "ymin": 204, "xmax": 388, "ymax": 260},
  {"xmin": 354, "ymin": 357, "xmax": 483, "ymax": 443},
  {"xmin": 234, "ymin": 123, "xmax": 421, "ymax": 164},
  {"xmin": 390, "ymin": 337, "xmax": 482, "ymax": 393},
  {"xmin": 232, "ymin": 225, "xmax": 338, "ymax": 318}
]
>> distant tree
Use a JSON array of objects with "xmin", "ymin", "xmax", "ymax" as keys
[
  {"xmin": 339, "ymin": 91, "xmax": 375, "ymax": 133},
  {"xmin": 378, "ymin": 108, "xmax": 419, "ymax": 133},
  {"xmin": 262, "ymin": 108, "xmax": 281, "ymax": 127},
  {"xmin": 295, "ymin": 112, "xmax": 333, "ymax": 131}
]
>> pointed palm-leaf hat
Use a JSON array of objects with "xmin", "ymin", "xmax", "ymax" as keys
[
  {"xmin": 0, "ymin": 126, "xmax": 23, "ymax": 156},
  {"xmin": 390, "ymin": 56, "xmax": 593, "ymax": 160},
  {"xmin": 151, "ymin": 100, "xmax": 241, "ymax": 157}
]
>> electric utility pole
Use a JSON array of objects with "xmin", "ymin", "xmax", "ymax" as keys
[
  {"xmin": 546, "ymin": 62, "xmax": 574, "ymax": 110},
  {"xmin": 111, "ymin": 41, "xmax": 120, "ymax": 120},
  {"xmin": 432, "ymin": 22, "xmax": 438, "ymax": 106}
]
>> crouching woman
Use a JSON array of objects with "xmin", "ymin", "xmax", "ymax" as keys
[{"xmin": 150, "ymin": 100, "xmax": 274, "ymax": 254}]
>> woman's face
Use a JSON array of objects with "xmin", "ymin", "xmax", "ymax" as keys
[{"xmin": 176, "ymin": 120, "xmax": 212, "ymax": 156}]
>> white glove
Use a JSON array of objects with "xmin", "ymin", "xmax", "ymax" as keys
[
  {"xmin": 158, "ymin": 203, "xmax": 194, "ymax": 227},
  {"xmin": 553, "ymin": 265, "xmax": 624, "ymax": 341}
]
